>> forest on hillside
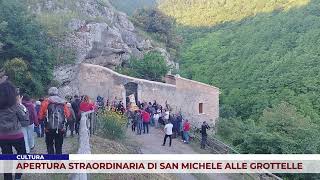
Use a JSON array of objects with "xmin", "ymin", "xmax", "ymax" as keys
[
  {"xmin": 178, "ymin": 0, "xmax": 320, "ymax": 157},
  {"xmin": 130, "ymin": 0, "xmax": 320, "ymax": 160},
  {"xmin": 109, "ymin": 0, "xmax": 157, "ymax": 15},
  {"xmin": 159, "ymin": 0, "xmax": 310, "ymax": 26},
  {"xmin": 173, "ymin": 2, "xmax": 320, "ymax": 178}
]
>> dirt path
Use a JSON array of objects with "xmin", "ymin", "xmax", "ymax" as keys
[
  {"xmin": 23, "ymin": 131, "xmax": 78, "ymax": 180},
  {"xmin": 126, "ymin": 126, "xmax": 232, "ymax": 180},
  {"xmin": 30, "ymin": 132, "xmax": 78, "ymax": 154}
]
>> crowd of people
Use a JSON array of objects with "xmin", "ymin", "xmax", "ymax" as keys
[
  {"xmin": 107, "ymin": 99, "xmax": 212, "ymax": 149},
  {"xmin": 0, "ymin": 77, "xmax": 212, "ymax": 180},
  {"xmin": 0, "ymin": 77, "xmax": 100, "ymax": 180}
]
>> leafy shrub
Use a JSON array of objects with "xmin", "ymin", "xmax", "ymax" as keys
[
  {"xmin": 3, "ymin": 58, "xmax": 43, "ymax": 96},
  {"xmin": 118, "ymin": 51, "xmax": 170, "ymax": 82},
  {"xmin": 98, "ymin": 111, "xmax": 127, "ymax": 140}
]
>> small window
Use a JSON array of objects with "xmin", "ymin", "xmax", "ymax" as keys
[{"xmin": 199, "ymin": 103, "xmax": 204, "ymax": 114}]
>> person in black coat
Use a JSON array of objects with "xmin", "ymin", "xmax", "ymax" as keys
[
  {"xmin": 71, "ymin": 95, "xmax": 81, "ymax": 135},
  {"xmin": 200, "ymin": 121, "xmax": 210, "ymax": 149},
  {"xmin": 171, "ymin": 115, "xmax": 178, "ymax": 138}
]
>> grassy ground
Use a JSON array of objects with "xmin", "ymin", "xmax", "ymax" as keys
[
  {"xmin": 23, "ymin": 132, "xmax": 78, "ymax": 180},
  {"xmin": 90, "ymin": 135, "xmax": 138, "ymax": 154},
  {"xmin": 90, "ymin": 135, "xmax": 178, "ymax": 180}
]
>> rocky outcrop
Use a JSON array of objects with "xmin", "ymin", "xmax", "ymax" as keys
[{"xmin": 28, "ymin": 0, "xmax": 174, "ymax": 96}]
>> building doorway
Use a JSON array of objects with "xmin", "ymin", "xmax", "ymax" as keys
[{"xmin": 124, "ymin": 82, "xmax": 138, "ymax": 106}]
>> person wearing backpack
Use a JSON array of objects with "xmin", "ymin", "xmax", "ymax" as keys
[
  {"xmin": 38, "ymin": 87, "xmax": 71, "ymax": 154},
  {"xmin": 0, "ymin": 80, "xmax": 29, "ymax": 180}
]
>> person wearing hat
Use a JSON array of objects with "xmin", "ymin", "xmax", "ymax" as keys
[{"xmin": 38, "ymin": 87, "xmax": 71, "ymax": 154}]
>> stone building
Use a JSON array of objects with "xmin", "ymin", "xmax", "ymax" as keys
[{"xmin": 77, "ymin": 63, "xmax": 220, "ymax": 126}]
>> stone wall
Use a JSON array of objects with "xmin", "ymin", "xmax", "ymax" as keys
[
  {"xmin": 78, "ymin": 63, "xmax": 219, "ymax": 125},
  {"xmin": 175, "ymin": 77, "xmax": 219, "ymax": 126}
]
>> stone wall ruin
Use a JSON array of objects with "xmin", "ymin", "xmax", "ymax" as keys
[{"xmin": 77, "ymin": 63, "xmax": 219, "ymax": 126}]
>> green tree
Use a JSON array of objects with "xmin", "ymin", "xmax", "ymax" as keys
[
  {"xmin": 4, "ymin": 58, "xmax": 43, "ymax": 96},
  {"xmin": 4, "ymin": 58, "xmax": 29, "ymax": 85},
  {"xmin": 0, "ymin": 0, "xmax": 56, "ymax": 96},
  {"xmin": 119, "ymin": 51, "xmax": 170, "ymax": 82},
  {"xmin": 217, "ymin": 102, "xmax": 320, "ymax": 155},
  {"xmin": 240, "ymin": 102, "xmax": 320, "ymax": 154},
  {"xmin": 134, "ymin": 8, "xmax": 174, "ymax": 36},
  {"xmin": 133, "ymin": 8, "xmax": 182, "ymax": 59}
]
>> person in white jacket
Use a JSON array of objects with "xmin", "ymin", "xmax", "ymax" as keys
[
  {"xmin": 162, "ymin": 121, "xmax": 173, "ymax": 147},
  {"xmin": 153, "ymin": 113, "xmax": 160, "ymax": 128}
]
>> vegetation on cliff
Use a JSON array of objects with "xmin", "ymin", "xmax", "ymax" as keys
[
  {"xmin": 132, "ymin": 8, "xmax": 182, "ymax": 59},
  {"xmin": 26, "ymin": 0, "xmax": 113, "ymax": 39},
  {"xmin": 118, "ymin": 51, "xmax": 170, "ymax": 82},
  {"xmin": 0, "ymin": 0, "xmax": 57, "ymax": 96},
  {"xmin": 1, "ymin": 0, "xmax": 166, "ymax": 96}
]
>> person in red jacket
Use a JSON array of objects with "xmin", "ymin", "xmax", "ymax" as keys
[
  {"xmin": 79, "ymin": 95, "xmax": 95, "ymax": 113},
  {"xmin": 141, "ymin": 110, "xmax": 150, "ymax": 134},
  {"xmin": 183, "ymin": 120, "xmax": 191, "ymax": 144}
]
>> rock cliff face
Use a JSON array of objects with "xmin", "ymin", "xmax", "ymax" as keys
[{"xmin": 28, "ymin": 0, "xmax": 174, "ymax": 96}]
